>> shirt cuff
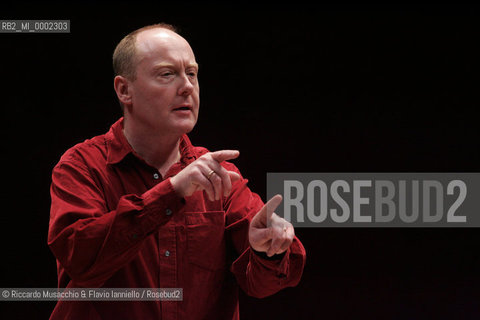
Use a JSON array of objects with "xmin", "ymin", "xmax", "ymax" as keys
[
  {"xmin": 143, "ymin": 177, "xmax": 185, "ymax": 210},
  {"xmin": 125, "ymin": 178, "xmax": 185, "ymax": 240},
  {"xmin": 251, "ymin": 248, "xmax": 286, "ymax": 261},
  {"xmin": 249, "ymin": 246, "xmax": 290, "ymax": 278}
]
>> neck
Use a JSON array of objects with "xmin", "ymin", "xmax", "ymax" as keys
[{"xmin": 123, "ymin": 118, "xmax": 181, "ymax": 176}]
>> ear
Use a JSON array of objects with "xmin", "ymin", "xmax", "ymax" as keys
[{"xmin": 114, "ymin": 75, "xmax": 133, "ymax": 107}]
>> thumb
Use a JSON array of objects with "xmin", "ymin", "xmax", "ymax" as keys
[
  {"xmin": 251, "ymin": 194, "xmax": 283, "ymax": 228},
  {"xmin": 228, "ymin": 171, "xmax": 241, "ymax": 182}
]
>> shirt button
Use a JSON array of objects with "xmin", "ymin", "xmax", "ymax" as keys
[
  {"xmin": 165, "ymin": 250, "xmax": 170, "ymax": 257},
  {"xmin": 153, "ymin": 173, "xmax": 160, "ymax": 180},
  {"xmin": 165, "ymin": 208, "xmax": 172, "ymax": 216}
]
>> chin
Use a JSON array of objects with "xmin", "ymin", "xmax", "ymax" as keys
[
  {"xmin": 174, "ymin": 120, "xmax": 197, "ymax": 135},
  {"xmin": 183, "ymin": 125, "xmax": 195, "ymax": 134}
]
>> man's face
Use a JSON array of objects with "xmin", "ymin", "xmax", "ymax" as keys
[{"xmin": 127, "ymin": 28, "xmax": 200, "ymax": 135}]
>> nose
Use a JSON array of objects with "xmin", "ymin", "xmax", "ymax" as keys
[{"xmin": 177, "ymin": 73, "xmax": 195, "ymax": 96}]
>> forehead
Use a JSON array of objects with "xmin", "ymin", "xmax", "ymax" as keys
[{"xmin": 135, "ymin": 28, "xmax": 196, "ymax": 66}]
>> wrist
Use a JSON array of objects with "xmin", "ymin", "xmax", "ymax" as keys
[
  {"xmin": 169, "ymin": 176, "xmax": 184, "ymax": 198},
  {"xmin": 251, "ymin": 248, "xmax": 286, "ymax": 261}
]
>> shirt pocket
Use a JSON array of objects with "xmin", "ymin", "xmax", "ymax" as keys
[{"xmin": 185, "ymin": 211, "xmax": 226, "ymax": 272}]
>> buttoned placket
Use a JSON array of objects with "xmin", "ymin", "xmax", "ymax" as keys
[
  {"xmin": 158, "ymin": 220, "xmax": 177, "ymax": 319},
  {"xmin": 149, "ymin": 169, "xmax": 177, "ymax": 319}
]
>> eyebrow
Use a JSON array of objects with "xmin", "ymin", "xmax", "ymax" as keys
[{"xmin": 152, "ymin": 62, "xmax": 199, "ymax": 70}]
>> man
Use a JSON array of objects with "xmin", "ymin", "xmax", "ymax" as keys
[{"xmin": 48, "ymin": 23, "xmax": 306, "ymax": 319}]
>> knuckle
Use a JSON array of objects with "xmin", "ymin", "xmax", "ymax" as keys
[
  {"xmin": 224, "ymin": 175, "xmax": 232, "ymax": 185},
  {"xmin": 193, "ymin": 167, "xmax": 202, "ymax": 177},
  {"xmin": 218, "ymin": 166, "xmax": 228, "ymax": 174}
]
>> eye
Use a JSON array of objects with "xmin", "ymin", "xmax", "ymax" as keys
[
  {"xmin": 160, "ymin": 71, "xmax": 174, "ymax": 77},
  {"xmin": 187, "ymin": 70, "xmax": 198, "ymax": 77}
]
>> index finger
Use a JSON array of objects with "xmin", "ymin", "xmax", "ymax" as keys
[
  {"xmin": 210, "ymin": 150, "xmax": 240, "ymax": 163},
  {"xmin": 265, "ymin": 194, "xmax": 283, "ymax": 227},
  {"xmin": 252, "ymin": 194, "xmax": 283, "ymax": 228}
]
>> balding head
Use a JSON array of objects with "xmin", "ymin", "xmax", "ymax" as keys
[
  {"xmin": 134, "ymin": 28, "xmax": 196, "ymax": 72},
  {"xmin": 113, "ymin": 23, "xmax": 180, "ymax": 81}
]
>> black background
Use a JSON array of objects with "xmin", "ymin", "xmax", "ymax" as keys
[{"xmin": 1, "ymin": 2, "xmax": 480, "ymax": 319}]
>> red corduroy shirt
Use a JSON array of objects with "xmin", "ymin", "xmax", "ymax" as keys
[{"xmin": 48, "ymin": 118, "xmax": 306, "ymax": 320}]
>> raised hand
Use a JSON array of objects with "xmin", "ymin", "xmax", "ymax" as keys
[{"xmin": 249, "ymin": 195, "xmax": 295, "ymax": 257}]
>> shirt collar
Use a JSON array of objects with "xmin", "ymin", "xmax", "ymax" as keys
[
  {"xmin": 106, "ymin": 117, "xmax": 198, "ymax": 166},
  {"xmin": 106, "ymin": 118, "xmax": 131, "ymax": 165},
  {"xmin": 178, "ymin": 134, "xmax": 197, "ymax": 165}
]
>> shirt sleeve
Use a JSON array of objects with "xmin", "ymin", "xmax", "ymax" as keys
[
  {"xmin": 48, "ymin": 160, "xmax": 185, "ymax": 288},
  {"xmin": 223, "ymin": 163, "xmax": 306, "ymax": 298}
]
